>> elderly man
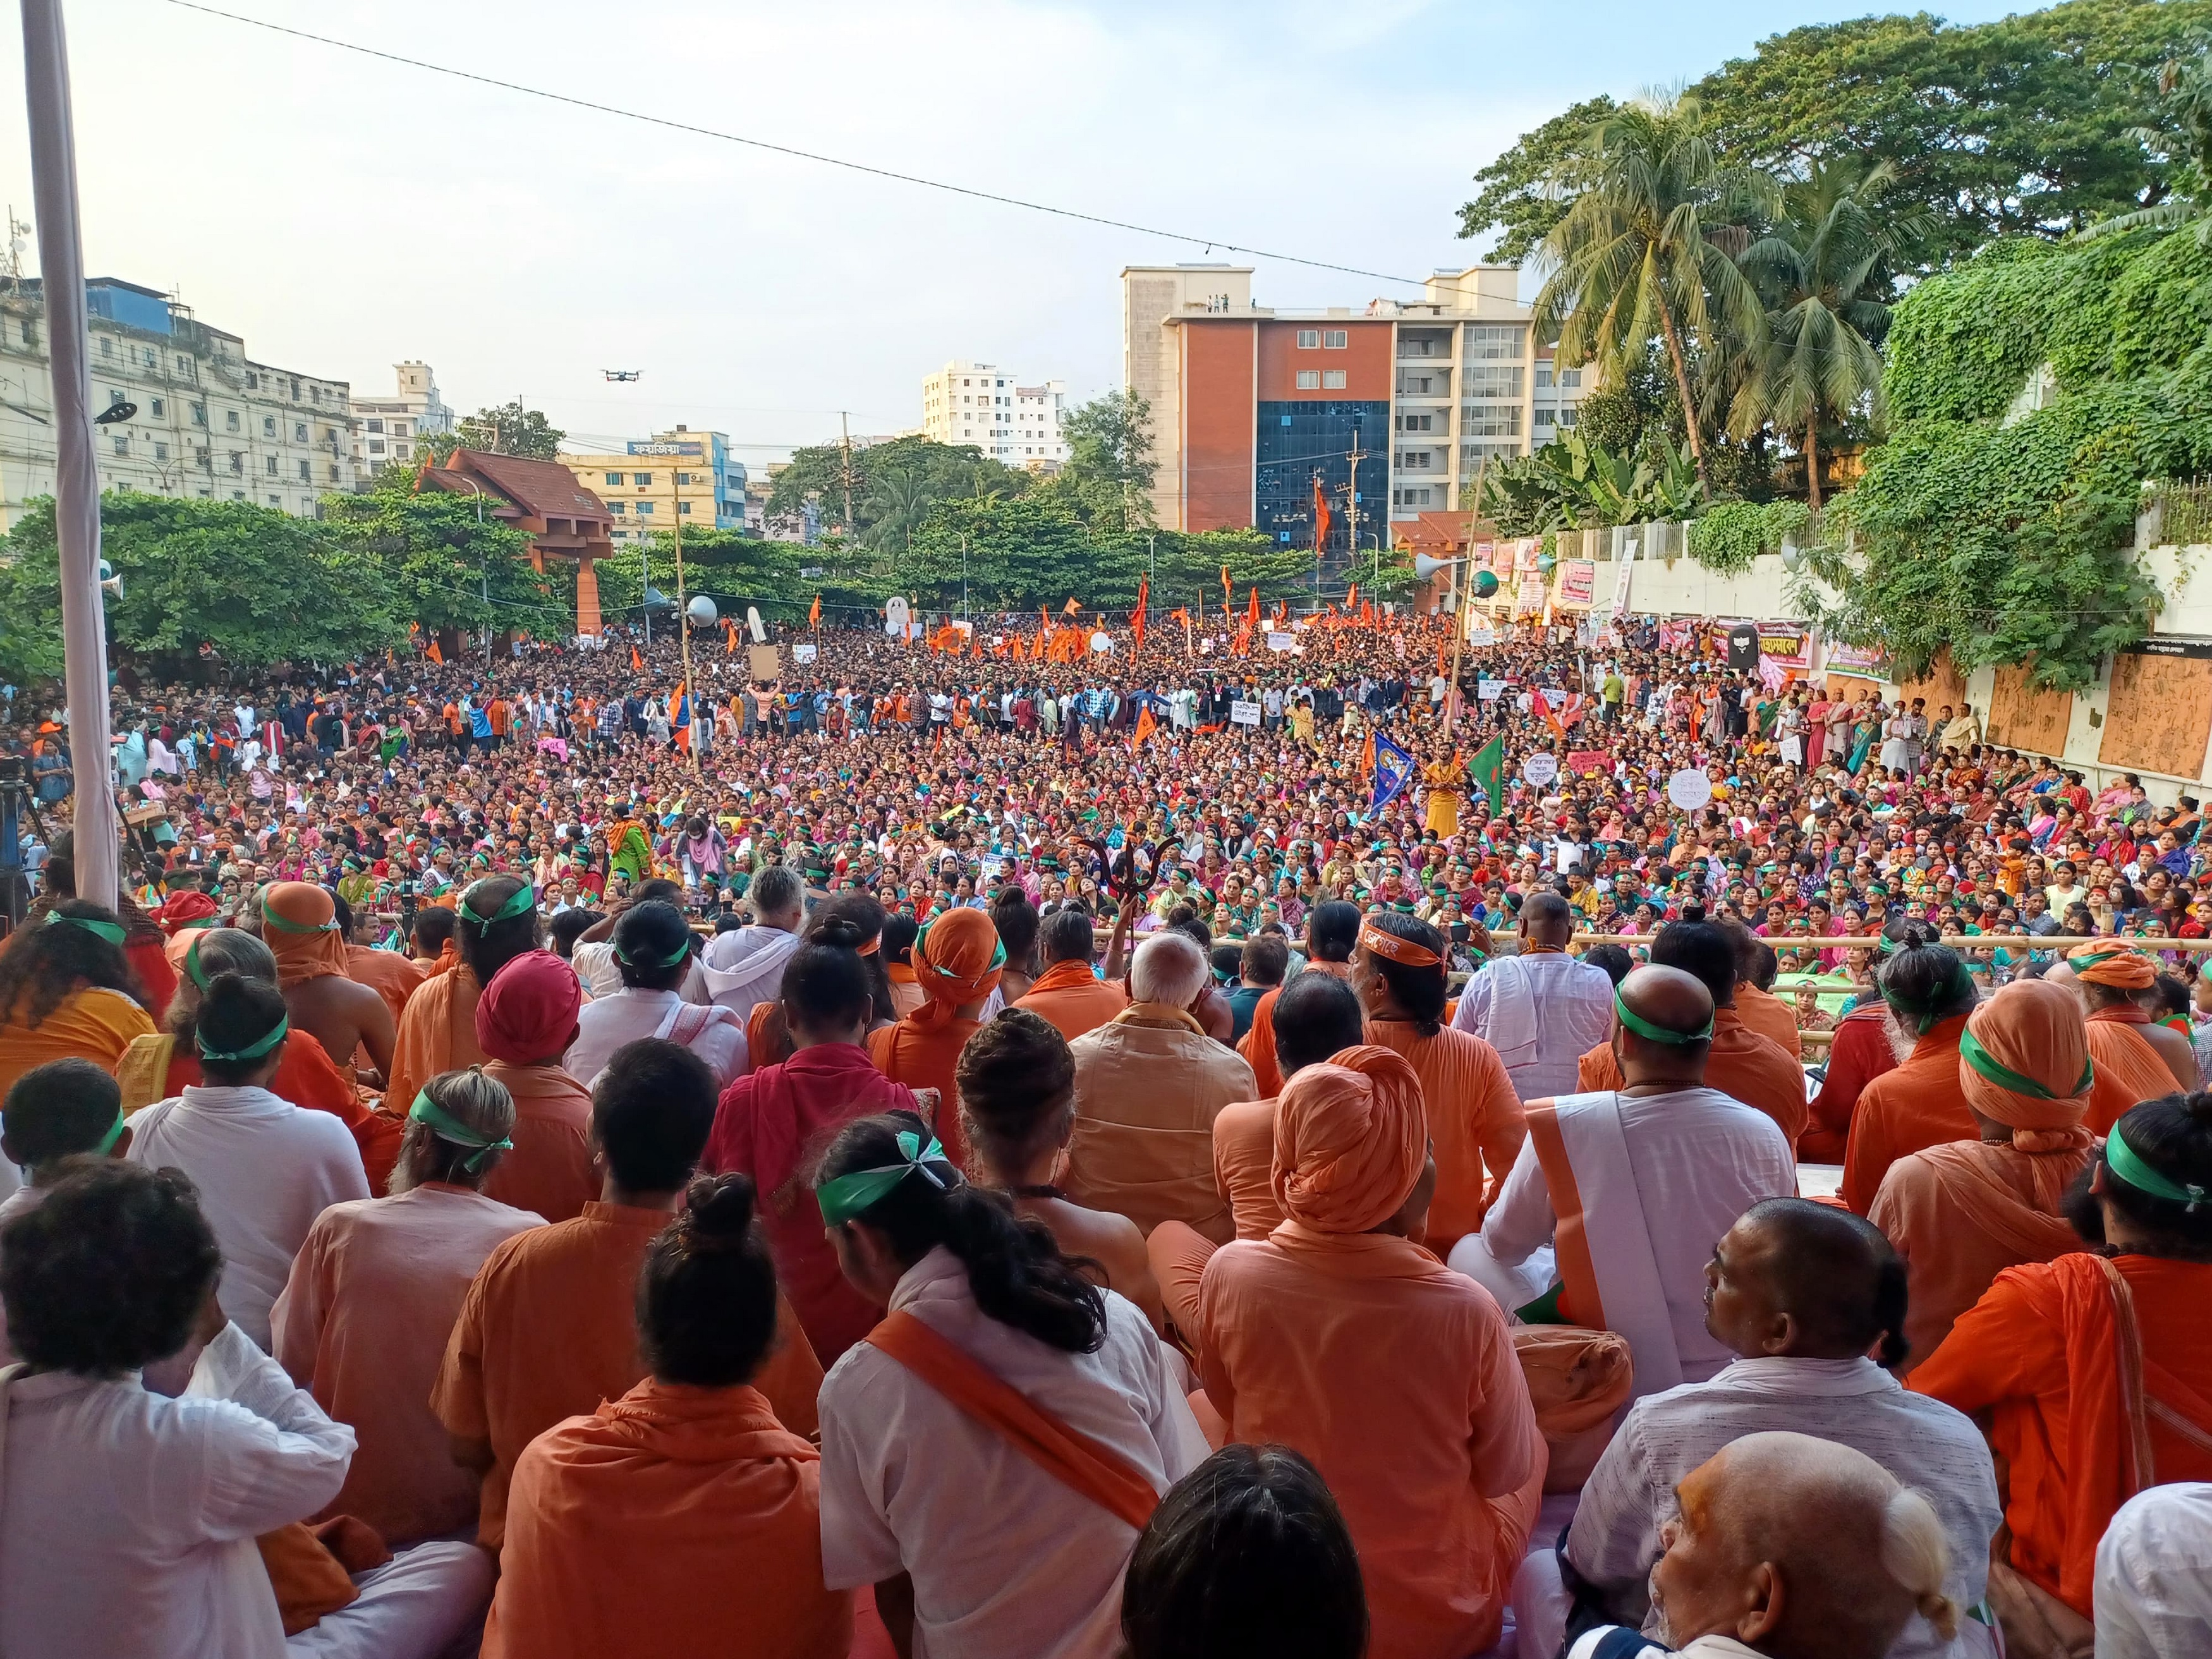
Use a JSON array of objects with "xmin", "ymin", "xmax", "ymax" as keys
[
  {"xmin": 1065, "ymin": 930, "xmax": 1256, "ymax": 1240},
  {"xmin": 1454, "ymin": 965, "xmax": 1797, "ymax": 1398},
  {"xmin": 1453, "ymin": 890, "xmax": 1614, "ymax": 1102},
  {"xmin": 1520, "ymin": 1200, "xmax": 2000, "ymax": 1659}
]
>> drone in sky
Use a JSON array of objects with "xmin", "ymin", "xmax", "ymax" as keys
[{"xmin": 602, "ymin": 370, "xmax": 641, "ymax": 382}]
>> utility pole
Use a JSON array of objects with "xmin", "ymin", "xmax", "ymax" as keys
[
  {"xmin": 1346, "ymin": 423, "xmax": 1366, "ymax": 597},
  {"xmin": 960, "ymin": 533, "xmax": 968, "ymax": 621},
  {"xmin": 1444, "ymin": 456, "xmax": 1490, "ymax": 740},
  {"xmin": 839, "ymin": 411, "xmax": 856, "ymax": 535},
  {"xmin": 671, "ymin": 463, "xmax": 701, "ymax": 777}
]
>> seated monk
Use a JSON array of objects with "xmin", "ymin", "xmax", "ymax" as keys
[
  {"xmin": 1065, "ymin": 931, "xmax": 1255, "ymax": 1241},
  {"xmin": 117, "ymin": 928, "xmax": 401, "ymax": 1191},
  {"xmin": 484, "ymin": 1172, "xmax": 850, "ymax": 1659},
  {"xmin": 271, "ymin": 1068, "xmax": 544, "ymax": 1546},
  {"xmin": 867, "ymin": 906, "xmax": 1002, "ymax": 1167},
  {"xmin": 1351, "ymin": 912, "xmax": 1524, "ymax": 1256},
  {"xmin": 1912, "ymin": 1092, "xmax": 2212, "ymax": 1629},
  {"xmin": 0, "ymin": 901, "xmax": 159, "ymax": 1103},
  {"xmin": 1841, "ymin": 927, "xmax": 1981, "ymax": 1215},
  {"xmin": 474, "ymin": 949, "xmax": 597, "ymax": 1224},
  {"xmin": 1146, "ymin": 973, "xmax": 1367, "ymax": 1347},
  {"xmin": 385, "ymin": 875, "xmax": 540, "ymax": 1121},
  {"xmin": 1799, "ymin": 995, "xmax": 1899, "ymax": 1164},
  {"xmin": 741, "ymin": 892, "xmax": 897, "ymax": 1071},
  {"xmin": 1197, "ymin": 1044, "xmax": 1545, "ymax": 1659},
  {"xmin": 1239, "ymin": 900, "xmax": 1359, "ymax": 1100},
  {"xmin": 1573, "ymin": 919, "xmax": 1806, "ymax": 1145},
  {"xmin": 958, "ymin": 1007, "xmax": 1164, "ymax": 1334},
  {"xmin": 1717, "ymin": 915, "xmax": 1804, "ymax": 1059},
  {"xmin": 1870, "ymin": 978, "xmax": 2098, "ymax": 1368},
  {"xmin": 1574, "ymin": 1432, "xmax": 1962, "ymax": 1659},
  {"xmin": 705, "ymin": 915, "xmax": 921, "ymax": 1366},
  {"xmin": 2057, "ymin": 945, "xmax": 2197, "ymax": 1132},
  {"xmin": 1524, "ymin": 1200, "xmax": 1998, "ymax": 1659},
  {"xmin": 336, "ymin": 889, "xmax": 427, "ymax": 1027},
  {"xmin": 410, "ymin": 905, "xmax": 460, "ymax": 978},
  {"xmin": 259, "ymin": 882, "xmax": 396, "ymax": 1091},
  {"xmin": 431, "ymin": 1037, "xmax": 822, "ymax": 1554},
  {"xmin": 1013, "ymin": 907, "xmax": 1129, "ymax": 1042}
]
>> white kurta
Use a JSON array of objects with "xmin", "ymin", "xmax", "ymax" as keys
[
  {"xmin": 2096, "ymin": 1482, "xmax": 2212, "ymax": 1659},
  {"xmin": 1451, "ymin": 951, "xmax": 1616, "ymax": 1102},
  {"xmin": 700, "ymin": 923, "xmax": 802, "ymax": 1022},
  {"xmin": 561, "ymin": 987, "xmax": 748, "ymax": 1091},
  {"xmin": 817, "ymin": 1246, "xmax": 1210, "ymax": 1659},
  {"xmin": 125, "ymin": 1086, "xmax": 370, "ymax": 1351},
  {"xmin": 0, "ymin": 1323, "xmax": 354, "ymax": 1659}
]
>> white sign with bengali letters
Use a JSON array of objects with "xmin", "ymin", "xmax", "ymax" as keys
[
  {"xmin": 1667, "ymin": 768, "xmax": 1714, "ymax": 810},
  {"xmin": 1229, "ymin": 700, "xmax": 1262, "ymax": 726},
  {"xmin": 1266, "ymin": 631, "xmax": 1294, "ymax": 652},
  {"xmin": 1521, "ymin": 753, "xmax": 1559, "ymax": 786},
  {"xmin": 792, "ymin": 643, "xmax": 817, "ymax": 664}
]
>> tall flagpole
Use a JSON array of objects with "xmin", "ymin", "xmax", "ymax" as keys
[{"xmin": 21, "ymin": 0, "xmax": 117, "ymax": 908}]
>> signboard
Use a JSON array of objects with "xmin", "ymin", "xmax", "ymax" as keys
[
  {"xmin": 1565, "ymin": 749, "xmax": 1612, "ymax": 777},
  {"xmin": 626, "ymin": 441, "xmax": 705, "ymax": 456},
  {"xmin": 1514, "ymin": 574, "xmax": 1547, "ymax": 616},
  {"xmin": 1521, "ymin": 753, "xmax": 1559, "ymax": 786},
  {"xmin": 1725, "ymin": 624, "xmax": 1761, "ymax": 671},
  {"xmin": 1468, "ymin": 622, "xmax": 1496, "ymax": 648},
  {"xmin": 1477, "ymin": 678, "xmax": 1508, "ymax": 701},
  {"xmin": 2126, "ymin": 638, "xmax": 2212, "ymax": 660},
  {"xmin": 1557, "ymin": 560, "xmax": 1596, "ymax": 608},
  {"xmin": 1667, "ymin": 768, "xmax": 1714, "ymax": 810},
  {"xmin": 792, "ymin": 642, "xmax": 817, "ymax": 664},
  {"xmin": 1266, "ymin": 631, "xmax": 1295, "ymax": 652},
  {"xmin": 1756, "ymin": 625, "xmax": 1810, "ymax": 670},
  {"xmin": 1608, "ymin": 537, "xmax": 1638, "ymax": 617},
  {"xmin": 747, "ymin": 643, "xmax": 782, "ymax": 682},
  {"xmin": 1229, "ymin": 700, "xmax": 1262, "ymax": 726},
  {"xmin": 1824, "ymin": 640, "xmax": 1886, "ymax": 676}
]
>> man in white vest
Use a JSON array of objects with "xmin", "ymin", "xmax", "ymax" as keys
[
  {"xmin": 1450, "ymin": 964, "xmax": 1796, "ymax": 1398},
  {"xmin": 1450, "ymin": 889, "xmax": 1613, "ymax": 1101}
]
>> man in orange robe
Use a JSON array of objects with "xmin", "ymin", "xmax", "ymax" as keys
[
  {"xmin": 1013, "ymin": 909, "xmax": 1128, "ymax": 1042},
  {"xmin": 2062, "ymin": 945, "xmax": 2197, "ymax": 1132},
  {"xmin": 1198, "ymin": 1045, "xmax": 1543, "ymax": 1659},
  {"xmin": 432, "ymin": 1037, "xmax": 822, "ymax": 1552},
  {"xmin": 348, "ymin": 935, "xmax": 426, "ymax": 1028},
  {"xmin": 1839, "ymin": 937, "xmax": 1983, "ymax": 1214},
  {"xmin": 262, "ymin": 882, "xmax": 396, "ymax": 1090},
  {"xmin": 866, "ymin": 908, "xmax": 1000, "ymax": 1167},
  {"xmin": 1869, "ymin": 978, "xmax": 2096, "ymax": 1367},
  {"xmin": 1574, "ymin": 920, "xmax": 1806, "ymax": 1144},
  {"xmin": 385, "ymin": 877, "xmax": 537, "ymax": 1117},
  {"xmin": 1799, "ymin": 999, "xmax": 1898, "ymax": 1163},
  {"xmin": 473, "ymin": 949, "xmax": 596, "ymax": 1225},
  {"xmin": 1911, "ymin": 1095, "xmax": 2212, "ymax": 1624}
]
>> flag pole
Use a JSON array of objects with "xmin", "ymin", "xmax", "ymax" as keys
[
  {"xmin": 670, "ymin": 468, "xmax": 701, "ymax": 777},
  {"xmin": 1443, "ymin": 458, "xmax": 1488, "ymax": 741},
  {"xmin": 21, "ymin": 0, "xmax": 117, "ymax": 909}
]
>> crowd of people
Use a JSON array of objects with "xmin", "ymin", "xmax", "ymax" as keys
[{"xmin": 0, "ymin": 605, "xmax": 2209, "ymax": 1659}]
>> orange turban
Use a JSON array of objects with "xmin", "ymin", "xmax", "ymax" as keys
[
  {"xmin": 909, "ymin": 908, "xmax": 1003, "ymax": 1030},
  {"xmin": 2067, "ymin": 944, "xmax": 2156, "ymax": 990},
  {"xmin": 1959, "ymin": 979, "xmax": 2094, "ymax": 1153},
  {"xmin": 1272, "ymin": 1043, "xmax": 1428, "ymax": 1234},
  {"xmin": 261, "ymin": 882, "xmax": 349, "ymax": 987}
]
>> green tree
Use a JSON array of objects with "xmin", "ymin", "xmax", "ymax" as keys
[
  {"xmin": 1036, "ymin": 391, "xmax": 1158, "ymax": 530},
  {"xmin": 2088, "ymin": 32, "xmax": 2212, "ymax": 241},
  {"xmin": 764, "ymin": 434, "xmax": 1030, "ymax": 538},
  {"xmin": 321, "ymin": 473, "xmax": 556, "ymax": 637},
  {"xmin": 592, "ymin": 526, "xmax": 813, "ymax": 626},
  {"xmin": 1531, "ymin": 94, "xmax": 1768, "ymax": 489},
  {"xmin": 1458, "ymin": 95, "xmax": 1621, "ymax": 264},
  {"xmin": 904, "ymin": 497, "xmax": 1114, "ymax": 613},
  {"xmin": 1729, "ymin": 158, "xmax": 1924, "ymax": 508},
  {"xmin": 860, "ymin": 465, "xmax": 941, "ymax": 557},
  {"xmin": 418, "ymin": 402, "xmax": 566, "ymax": 463}
]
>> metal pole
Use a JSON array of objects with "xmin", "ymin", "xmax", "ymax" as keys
[
  {"xmin": 1443, "ymin": 458, "xmax": 1488, "ymax": 740},
  {"xmin": 640, "ymin": 540, "xmax": 650, "ymax": 647},
  {"xmin": 21, "ymin": 0, "xmax": 116, "ymax": 908},
  {"xmin": 960, "ymin": 534, "xmax": 968, "ymax": 621},
  {"xmin": 671, "ymin": 466, "xmax": 700, "ymax": 777}
]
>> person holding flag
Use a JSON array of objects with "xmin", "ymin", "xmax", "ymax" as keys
[{"xmin": 1370, "ymin": 731, "xmax": 1416, "ymax": 813}]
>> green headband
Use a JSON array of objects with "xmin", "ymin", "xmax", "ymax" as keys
[
  {"xmin": 260, "ymin": 897, "xmax": 338, "ymax": 935},
  {"xmin": 52, "ymin": 915, "xmax": 126, "ymax": 947},
  {"xmin": 197, "ymin": 1013, "xmax": 289, "ymax": 1064},
  {"xmin": 174, "ymin": 916, "xmax": 219, "ymax": 932},
  {"xmin": 1959, "ymin": 1026, "xmax": 2093, "ymax": 1100},
  {"xmin": 461, "ymin": 882, "xmax": 535, "ymax": 933},
  {"xmin": 95, "ymin": 1109, "xmax": 128, "ymax": 1156},
  {"xmin": 1614, "ymin": 986, "xmax": 1713, "ymax": 1045},
  {"xmin": 913, "ymin": 925, "xmax": 1007, "ymax": 980},
  {"xmin": 408, "ymin": 1089, "xmax": 513, "ymax": 1174},
  {"xmin": 815, "ymin": 1128, "xmax": 958, "ymax": 1227},
  {"xmin": 615, "ymin": 935, "xmax": 692, "ymax": 969},
  {"xmin": 184, "ymin": 936, "xmax": 211, "ymax": 992},
  {"xmin": 2107, "ymin": 1123, "xmax": 2208, "ymax": 1212},
  {"xmin": 1880, "ymin": 962, "xmax": 1978, "ymax": 1035},
  {"xmin": 2070, "ymin": 949, "xmax": 2124, "ymax": 973}
]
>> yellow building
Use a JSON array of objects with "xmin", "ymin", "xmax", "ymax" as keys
[{"xmin": 556, "ymin": 425, "xmax": 746, "ymax": 543}]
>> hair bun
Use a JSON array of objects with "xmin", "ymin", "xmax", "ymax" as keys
[
  {"xmin": 813, "ymin": 917, "xmax": 866, "ymax": 951},
  {"xmin": 680, "ymin": 1172, "xmax": 758, "ymax": 1247}
]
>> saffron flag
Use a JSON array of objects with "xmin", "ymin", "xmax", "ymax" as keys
[
  {"xmin": 1246, "ymin": 586, "xmax": 1260, "ymax": 629},
  {"xmin": 629, "ymin": 645, "xmax": 643, "ymax": 672},
  {"xmin": 1468, "ymin": 734, "xmax": 1505, "ymax": 806},
  {"xmin": 1314, "ymin": 478, "xmax": 1334, "ymax": 549},
  {"xmin": 809, "ymin": 593, "xmax": 822, "ymax": 629},
  {"xmin": 1133, "ymin": 705, "xmax": 1157, "ymax": 746},
  {"xmin": 1220, "ymin": 565, "xmax": 1232, "ymax": 602},
  {"xmin": 1370, "ymin": 732, "xmax": 1416, "ymax": 811},
  {"xmin": 1347, "ymin": 581, "xmax": 1359, "ymax": 613},
  {"xmin": 970, "ymin": 628, "xmax": 982, "ymax": 660},
  {"xmin": 1062, "ymin": 597, "xmax": 1081, "ymax": 617},
  {"xmin": 1133, "ymin": 575, "xmax": 1148, "ymax": 653},
  {"xmin": 426, "ymin": 639, "xmax": 443, "ymax": 665}
]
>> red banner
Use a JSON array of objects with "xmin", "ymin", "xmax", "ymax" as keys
[{"xmin": 1565, "ymin": 749, "xmax": 1612, "ymax": 776}]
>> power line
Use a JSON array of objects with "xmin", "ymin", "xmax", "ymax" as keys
[{"xmin": 157, "ymin": 0, "xmax": 1449, "ymax": 292}]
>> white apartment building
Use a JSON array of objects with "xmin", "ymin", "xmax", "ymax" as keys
[
  {"xmin": 0, "ymin": 276, "xmax": 358, "ymax": 528},
  {"xmin": 920, "ymin": 360, "xmax": 1069, "ymax": 466},
  {"xmin": 350, "ymin": 360, "xmax": 454, "ymax": 475}
]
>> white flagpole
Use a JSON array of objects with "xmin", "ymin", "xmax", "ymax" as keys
[{"xmin": 21, "ymin": 0, "xmax": 118, "ymax": 908}]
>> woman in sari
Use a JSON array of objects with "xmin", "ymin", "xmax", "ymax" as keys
[{"xmin": 0, "ymin": 901, "xmax": 158, "ymax": 1103}]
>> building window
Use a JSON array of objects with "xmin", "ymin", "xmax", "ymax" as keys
[
  {"xmin": 633, "ymin": 471, "xmax": 652, "ymax": 485},
  {"xmin": 298, "ymin": 460, "xmax": 312, "ymax": 480},
  {"xmin": 328, "ymin": 463, "xmax": 340, "ymax": 481},
  {"xmin": 1396, "ymin": 449, "xmax": 1434, "ymax": 468},
  {"xmin": 293, "ymin": 422, "xmax": 308, "ymax": 442},
  {"xmin": 635, "ymin": 501, "xmax": 654, "ymax": 515},
  {"xmin": 1463, "ymin": 408, "xmax": 1523, "ymax": 437},
  {"xmin": 263, "ymin": 416, "xmax": 276, "ymax": 437},
  {"xmin": 198, "ymin": 489, "xmax": 212, "ymax": 498},
  {"xmin": 367, "ymin": 418, "xmax": 384, "ymax": 434},
  {"xmin": 229, "ymin": 452, "xmax": 243, "ymax": 475},
  {"xmin": 1560, "ymin": 368, "xmax": 1582, "ymax": 387},
  {"xmin": 265, "ymin": 456, "xmax": 278, "ymax": 475},
  {"xmin": 269, "ymin": 495, "xmax": 282, "ymax": 507},
  {"xmin": 1394, "ymin": 486, "xmax": 1435, "ymax": 507},
  {"xmin": 1295, "ymin": 370, "xmax": 1321, "ymax": 389},
  {"xmin": 609, "ymin": 501, "xmax": 626, "ymax": 514},
  {"xmin": 99, "ymin": 336, "xmax": 112, "ymax": 357},
  {"xmin": 604, "ymin": 471, "xmax": 623, "ymax": 485},
  {"xmin": 678, "ymin": 501, "xmax": 692, "ymax": 514},
  {"xmin": 154, "ymin": 442, "xmax": 169, "ymax": 461},
  {"xmin": 224, "ymin": 410, "xmax": 238, "ymax": 431},
  {"xmin": 1466, "ymin": 325, "xmax": 1524, "ymax": 360},
  {"xmin": 1557, "ymin": 406, "xmax": 1578, "ymax": 427},
  {"xmin": 233, "ymin": 490, "xmax": 245, "ymax": 500},
  {"xmin": 149, "ymin": 396, "xmax": 165, "ymax": 417},
  {"xmin": 395, "ymin": 444, "xmax": 409, "ymax": 459},
  {"xmin": 190, "ymin": 402, "xmax": 207, "ymax": 425},
  {"xmin": 1465, "ymin": 367, "xmax": 1524, "ymax": 399},
  {"xmin": 1296, "ymin": 329, "xmax": 1320, "ymax": 349},
  {"xmin": 111, "ymin": 435, "xmax": 128, "ymax": 456},
  {"xmin": 1396, "ymin": 413, "xmax": 1433, "ymax": 432},
  {"xmin": 1534, "ymin": 367, "xmax": 1554, "ymax": 388},
  {"xmin": 393, "ymin": 420, "xmax": 408, "ymax": 436},
  {"xmin": 142, "ymin": 348, "xmax": 155, "ymax": 367},
  {"xmin": 1323, "ymin": 329, "xmax": 1347, "ymax": 349},
  {"xmin": 1322, "ymin": 370, "xmax": 1347, "ymax": 389}
]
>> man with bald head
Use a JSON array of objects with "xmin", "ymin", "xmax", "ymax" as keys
[
  {"xmin": 1454, "ymin": 966, "xmax": 1797, "ymax": 1399},
  {"xmin": 1566, "ymin": 1432, "xmax": 1964, "ymax": 1659},
  {"xmin": 1452, "ymin": 888, "xmax": 1615, "ymax": 1102},
  {"xmin": 1523, "ymin": 1200, "xmax": 1999, "ymax": 1659}
]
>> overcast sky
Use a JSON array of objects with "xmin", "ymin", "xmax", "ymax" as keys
[{"xmin": 0, "ymin": 0, "xmax": 2012, "ymax": 465}]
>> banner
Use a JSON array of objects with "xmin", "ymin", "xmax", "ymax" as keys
[
  {"xmin": 1657, "ymin": 619, "xmax": 1695, "ymax": 651},
  {"xmin": 792, "ymin": 642, "xmax": 818, "ymax": 664},
  {"xmin": 1565, "ymin": 748, "xmax": 1611, "ymax": 776},
  {"xmin": 1477, "ymin": 678, "xmax": 1508, "ymax": 701},
  {"xmin": 1371, "ymin": 733, "xmax": 1416, "ymax": 811},
  {"xmin": 1229, "ymin": 699, "xmax": 1262, "ymax": 726},
  {"xmin": 1755, "ymin": 625, "xmax": 1809, "ymax": 669},
  {"xmin": 1557, "ymin": 560, "xmax": 1596, "ymax": 608},
  {"xmin": 1824, "ymin": 640, "xmax": 1887, "ymax": 678},
  {"xmin": 1514, "ymin": 574, "xmax": 1547, "ymax": 616},
  {"xmin": 1608, "ymin": 535, "xmax": 1638, "ymax": 617},
  {"xmin": 1265, "ymin": 631, "xmax": 1294, "ymax": 652},
  {"xmin": 1514, "ymin": 537, "xmax": 1541, "ymax": 573}
]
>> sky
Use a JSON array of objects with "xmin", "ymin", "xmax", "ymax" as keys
[{"xmin": 0, "ymin": 0, "xmax": 2019, "ymax": 466}]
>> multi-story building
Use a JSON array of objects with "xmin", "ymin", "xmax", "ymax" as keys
[
  {"xmin": 349, "ymin": 360, "xmax": 454, "ymax": 476},
  {"xmin": 0, "ymin": 276, "xmax": 358, "ymax": 528},
  {"xmin": 1124, "ymin": 264, "xmax": 1589, "ymax": 545},
  {"xmin": 557, "ymin": 426, "xmax": 748, "ymax": 542},
  {"xmin": 920, "ymin": 361, "xmax": 1069, "ymax": 467}
]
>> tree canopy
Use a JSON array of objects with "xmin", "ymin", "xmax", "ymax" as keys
[{"xmin": 419, "ymin": 401, "xmax": 566, "ymax": 464}]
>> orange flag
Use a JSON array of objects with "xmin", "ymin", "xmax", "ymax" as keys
[
  {"xmin": 1246, "ymin": 586, "xmax": 1260, "ymax": 629},
  {"xmin": 1132, "ymin": 574, "xmax": 1148, "ymax": 653},
  {"xmin": 630, "ymin": 645, "xmax": 644, "ymax": 672},
  {"xmin": 1061, "ymin": 597, "xmax": 1081, "ymax": 617},
  {"xmin": 1220, "ymin": 566, "xmax": 1232, "ymax": 602},
  {"xmin": 1133, "ymin": 704, "xmax": 1158, "ymax": 746},
  {"xmin": 1347, "ymin": 581, "xmax": 1359, "ymax": 613},
  {"xmin": 426, "ymin": 638, "xmax": 443, "ymax": 665},
  {"xmin": 970, "ymin": 628, "xmax": 982, "ymax": 660},
  {"xmin": 808, "ymin": 593, "xmax": 822, "ymax": 629}
]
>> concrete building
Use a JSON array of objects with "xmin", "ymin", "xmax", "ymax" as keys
[
  {"xmin": 920, "ymin": 361, "xmax": 1069, "ymax": 466},
  {"xmin": 0, "ymin": 276, "xmax": 359, "ymax": 528},
  {"xmin": 350, "ymin": 360, "xmax": 454, "ymax": 476},
  {"xmin": 556, "ymin": 426, "xmax": 748, "ymax": 542},
  {"xmin": 1124, "ymin": 264, "xmax": 1589, "ymax": 544}
]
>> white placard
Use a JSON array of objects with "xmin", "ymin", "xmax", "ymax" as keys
[
  {"xmin": 1089, "ymin": 631, "xmax": 1114, "ymax": 653},
  {"xmin": 884, "ymin": 596, "xmax": 910, "ymax": 639},
  {"xmin": 1266, "ymin": 631, "xmax": 1294, "ymax": 652},
  {"xmin": 792, "ymin": 643, "xmax": 817, "ymax": 664},
  {"xmin": 1469, "ymin": 623, "xmax": 1496, "ymax": 648},
  {"xmin": 1521, "ymin": 753, "xmax": 1559, "ymax": 787},
  {"xmin": 1229, "ymin": 700, "xmax": 1262, "ymax": 727},
  {"xmin": 1667, "ymin": 768, "xmax": 1714, "ymax": 810},
  {"xmin": 1477, "ymin": 678, "xmax": 1507, "ymax": 701}
]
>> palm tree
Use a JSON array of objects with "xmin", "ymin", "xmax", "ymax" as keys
[
  {"xmin": 2086, "ymin": 42, "xmax": 2212, "ymax": 242},
  {"xmin": 1531, "ymin": 92, "xmax": 1768, "ymax": 490},
  {"xmin": 1729, "ymin": 158, "xmax": 1924, "ymax": 509},
  {"xmin": 860, "ymin": 466, "xmax": 936, "ymax": 558}
]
